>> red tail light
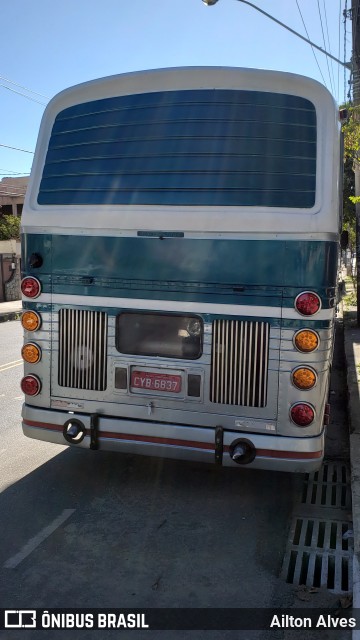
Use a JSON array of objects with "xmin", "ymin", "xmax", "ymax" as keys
[
  {"xmin": 21, "ymin": 374, "xmax": 41, "ymax": 396},
  {"xmin": 295, "ymin": 292, "xmax": 321, "ymax": 316},
  {"xmin": 21, "ymin": 276, "xmax": 41, "ymax": 299},
  {"xmin": 290, "ymin": 402, "xmax": 315, "ymax": 427}
]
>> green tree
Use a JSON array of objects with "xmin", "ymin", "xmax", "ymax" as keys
[
  {"xmin": 341, "ymin": 105, "xmax": 360, "ymax": 246},
  {"xmin": 343, "ymin": 157, "xmax": 356, "ymax": 252},
  {"xmin": 0, "ymin": 214, "xmax": 21, "ymax": 240},
  {"xmin": 342, "ymin": 105, "xmax": 360, "ymax": 159}
]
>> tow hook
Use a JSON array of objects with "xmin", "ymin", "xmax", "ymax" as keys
[
  {"xmin": 229, "ymin": 438, "xmax": 256, "ymax": 465},
  {"xmin": 63, "ymin": 418, "xmax": 86, "ymax": 444}
]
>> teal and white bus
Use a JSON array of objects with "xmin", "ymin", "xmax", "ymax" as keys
[{"xmin": 20, "ymin": 67, "xmax": 341, "ymax": 473}]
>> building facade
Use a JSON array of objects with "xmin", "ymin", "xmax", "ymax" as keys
[
  {"xmin": 0, "ymin": 176, "xmax": 29, "ymax": 217},
  {"xmin": 0, "ymin": 176, "xmax": 29, "ymax": 302}
]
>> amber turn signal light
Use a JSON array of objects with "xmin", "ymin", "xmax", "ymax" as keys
[
  {"xmin": 292, "ymin": 366, "xmax": 317, "ymax": 390},
  {"xmin": 294, "ymin": 329, "xmax": 319, "ymax": 353},
  {"xmin": 21, "ymin": 310, "xmax": 41, "ymax": 332},
  {"xmin": 22, "ymin": 343, "xmax": 41, "ymax": 364}
]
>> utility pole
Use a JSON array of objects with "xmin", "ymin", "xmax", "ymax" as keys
[{"xmin": 352, "ymin": 0, "xmax": 360, "ymax": 324}]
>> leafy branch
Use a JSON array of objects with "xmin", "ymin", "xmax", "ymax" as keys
[
  {"xmin": 342, "ymin": 105, "xmax": 360, "ymax": 160},
  {"xmin": 0, "ymin": 214, "xmax": 20, "ymax": 240}
]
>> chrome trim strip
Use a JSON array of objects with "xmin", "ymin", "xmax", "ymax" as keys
[{"xmin": 30, "ymin": 293, "xmax": 335, "ymax": 320}]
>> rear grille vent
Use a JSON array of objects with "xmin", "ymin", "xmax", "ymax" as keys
[
  {"xmin": 210, "ymin": 319, "xmax": 269, "ymax": 406},
  {"xmin": 59, "ymin": 308, "xmax": 107, "ymax": 391}
]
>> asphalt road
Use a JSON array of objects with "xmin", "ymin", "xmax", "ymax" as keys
[{"xmin": 0, "ymin": 319, "xmax": 351, "ymax": 640}]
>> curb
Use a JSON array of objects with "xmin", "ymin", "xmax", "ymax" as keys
[{"xmin": 343, "ymin": 307, "xmax": 360, "ymax": 639}]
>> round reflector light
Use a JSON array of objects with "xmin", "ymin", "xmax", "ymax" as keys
[
  {"xmin": 294, "ymin": 329, "xmax": 319, "ymax": 353},
  {"xmin": 21, "ymin": 276, "xmax": 41, "ymax": 299},
  {"xmin": 295, "ymin": 292, "xmax": 321, "ymax": 316},
  {"xmin": 21, "ymin": 310, "xmax": 41, "ymax": 332},
  {"xmin": 290, "ymin": 402, "xmax": 315, "ymax": 427},
  {"xmin": 21, "ymin": 374, "xmax": 41, "ymax": 396},
  {"xmin": 22, "ymin": 343, "xmax": 41, "ymax": 364},
  {"xmin": 292, "ymin": 367, "xmax": 317, "ymax": 390}
]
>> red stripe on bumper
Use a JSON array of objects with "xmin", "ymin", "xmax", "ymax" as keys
[
  {"xmin": 24, "ymin": 419, "xmax": 64, "ymax": 431},
  {"xmin": 23, "ymin": 420, "xmax": 323, "ymax": 460},
  {"xmin": 253, "ymin": 448, "xmax": 323, "ymax": 460},
  {"xmin": 99, "ymin": 430, "xmax": 214, "ymax": 450}
]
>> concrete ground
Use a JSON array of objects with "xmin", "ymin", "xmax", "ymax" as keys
[
  {"xmin": 0, "ymin": 299, "xmax": 22, "ymax": 323},
  {"xmin": 2, "ymin": 292, "xmax": 360, "ymax": 639}
]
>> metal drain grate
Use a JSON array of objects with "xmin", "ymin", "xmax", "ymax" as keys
[
  {"xmin": 301, "ymin": 462, "xmax": 351, "ymax": 510},
  {"xmin": 282, "ymin": 462, "xmax": 353, "ymax": 594},
  {"xmin": 284, "ymin": 518, "xmax": 353, "ymax": 592}
]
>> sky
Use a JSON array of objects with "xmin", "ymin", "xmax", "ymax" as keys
[{"xmin": 0, "ymin": 0, "xmax": 351, "ymax": 179}]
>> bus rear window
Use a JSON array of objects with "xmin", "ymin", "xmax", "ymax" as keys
[
  {"xmin": 116, "ymin": 312, "xmax": 203, "ymax": 360},
  {"xmin": 38, "ymin": 89, "xmax": 316, "ymax": 208}
]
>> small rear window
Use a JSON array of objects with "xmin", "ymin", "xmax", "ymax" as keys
[{"xmin": 116, "ymin": 312, "xmax": 203, "ymax": 360}]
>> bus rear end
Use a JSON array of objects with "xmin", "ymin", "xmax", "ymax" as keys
[{"xmin": 20, "ymin": 67, "xmax": 340, "ymax": 473}]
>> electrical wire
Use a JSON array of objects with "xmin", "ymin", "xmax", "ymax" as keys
[
  {"xmin": 0, "ymin": 74, "xmax": 49, "ymax": 100},
  {"xmin": 344, "ymin": 0, "xmax": 348, "ymax": 102},
  {"xmin": 0, "ymin": 169, "xmax": 25, "ymax": 175},
  {"xmin": 0, "ymin": 143, "xmax": 34, "ymax": 154},
  {"xmin": 317, "ymin": 0, "xmax": 335, "ymax": 94},
  {"xmin": 0, "ymin": 83, "xmax": 47, "ymax": 106},
  {"xmin": 295, "ymin": 0, "xmax": 328, "ymax": 88},
  {"xmin": 338, "ymin": 0, "xmax": 342, "ymax": 101},
  {"xmin": 321, "ymin": 0, "xmax": 336, "ymax": 94}
]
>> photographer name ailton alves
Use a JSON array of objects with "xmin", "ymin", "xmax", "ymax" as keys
[{"xmin": 270, "ymin": 614, "xmax": 356, "ymax": 629}]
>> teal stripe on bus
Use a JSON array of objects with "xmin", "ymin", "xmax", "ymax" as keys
[{"xmin": 22, "ymin": 234, "xmax": 338, "ymax": 303}]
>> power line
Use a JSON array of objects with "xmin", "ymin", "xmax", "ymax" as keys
[
  {"xmin": 295, "ymin": 0, "xmax": 328, "ymax": 88},
  {"xmin": 0, "ymin": 83, "xmax": 47, "ymax": 106},
  {"xmin": 0, "ymin": 169, "xmax": 26, "ymax": 175},
  {"xmin": 227, "ymin": 0, "xmax": 350, "ymax": 68},
  {"xmin": 317, "ymin": 0, "xmax": 335, "ymax": 94},
  {"xmin": 0, "ymin": 74, "xmax": 49, "ymax": 99},
  {"xmin": 321, "ymin": 0, "xmax": 336, "ymax": 93},
  {"xmin": 338, "ymin": 0, "xmax": 342, "ymax": 100},
  {"xmin": 0, "ymin": 143, "xmax": 34, "ymax": 154}
]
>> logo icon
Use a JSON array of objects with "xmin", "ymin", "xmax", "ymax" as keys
[{"xmin": 5, "ymin": 610, "xmax": 37, "ymax": 628}]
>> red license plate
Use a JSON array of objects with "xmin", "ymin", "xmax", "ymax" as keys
[{"xmin": 131, "ymin": 371, "xmax": 182, "ymax": 393}]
